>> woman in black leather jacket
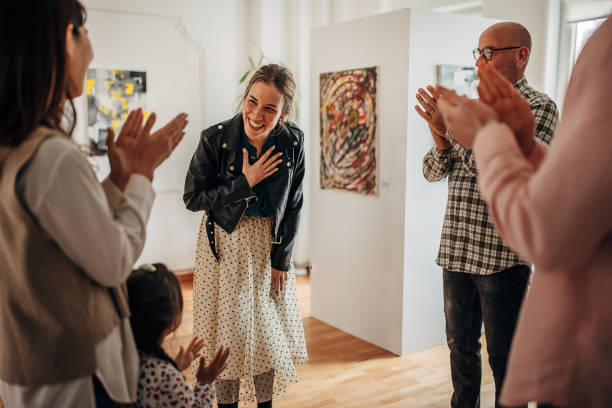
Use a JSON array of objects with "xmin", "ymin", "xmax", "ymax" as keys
[{"xmin": 183, "ymin": 64, "xmax": 307, "ymax": 408}]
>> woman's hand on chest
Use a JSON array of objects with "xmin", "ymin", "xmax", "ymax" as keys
[{"xmin": 241, "ymin": 146, "xmax": 284, "ymax": 187}]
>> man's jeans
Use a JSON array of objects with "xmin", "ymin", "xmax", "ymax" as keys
[{"xmin": 443, "ymin": 265, "xmax": 530, "ymax": 408}]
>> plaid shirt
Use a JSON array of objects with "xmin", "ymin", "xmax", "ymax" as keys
[{"xmin": 423, "ymin": 77, "xmax": 558, "ymax": 275}]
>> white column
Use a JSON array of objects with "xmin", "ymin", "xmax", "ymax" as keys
[
  {"xmin": 543, "ymin": 0, "xmax": 562, "ymax": 101},
  {"xmin": 245, "ymin": 0, "xmax": 263, "ymax": 61},
  {"xmin": 259, "ymin": 0, "xmax": 287, "ymax": 62},
  {"xmin": 285, "ymin": 0, "xmax": 313, "ymax": 266},
  {"xmin": 330, "ymin": 0, "xmax": 354, "ymax": 23},
  {"xmin": 380, "ymin": 0, "xmax": 393, "ymax": 13},
  {"xmin": 312, "ymin": 0, "xmax": 331, "ymax": 27}
]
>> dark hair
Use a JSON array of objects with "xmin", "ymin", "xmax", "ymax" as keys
[
  {"xmin": 239, "ymin": 63, "xmax": 296, "ymax": 126},
  {"xmin": 0, "ymin": 0, "xmax": 86, "ymax": 146},
  {"xmin": 127, "ymin": 263, "xmax": 183, "ymax": 369}
]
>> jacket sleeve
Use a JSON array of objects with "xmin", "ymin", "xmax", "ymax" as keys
[
  {"xmin": 183, "ymin": 130, "xmax": 255, "ymax": 212},
  {"xmin": 16, "ymin": 137, "xmax": 154, "ymax": 288},
  {"xmin": 270, "ymin": 131, "xmax": 305, "ymax": 271},
  {"xmin": 473, "ymin": 122, "xmax": 612, "ymax": 271}
]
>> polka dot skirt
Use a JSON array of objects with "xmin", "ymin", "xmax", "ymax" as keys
[{"xmin": 192, "ymin": 216, "xmax": 308, "ymax": 403}]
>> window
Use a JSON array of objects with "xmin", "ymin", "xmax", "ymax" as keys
[{"xmin": 571, "ymin": 17, "xmax": 606, "ymax": 65}]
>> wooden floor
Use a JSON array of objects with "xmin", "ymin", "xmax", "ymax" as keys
[
  {"xmin": 164, "ymin": 274, "xmax": 497, "ymax": 407},
  {"xmin": 0, "ymin": 275, "xmax": 495, "ymax": 408}
]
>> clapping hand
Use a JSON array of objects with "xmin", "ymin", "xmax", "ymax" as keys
[
  {"xmin": 107, "ymin": 109, "xmax": 152, "ymax": 191},
  {"xmin": 241, "ymin": 146, "xmax": 283, "ymax": 187},
  {"xmin": 107, "ymin": 109, "xmax": 188, "ymax": 190},
  {"xmin": 174, "ymin": 336, "xmax": 205, "ymax": 372},
  {"xmin": 132, "ymin": 112, "xmax": 188, "ymax": 181},
  {"xmin": 477, "ymin": 64, "xmax": 536, "ymax": 156},
  {"xmin": 435, "ymin": 86, "xmax": 497, "ymax": 148},
  {"xmin": 415, "ymin": 86, "xmax": 451, "ymax": 150},
  {"xmin": 196, "ymin": 346, "xmax": 230, "ymax": 385}
]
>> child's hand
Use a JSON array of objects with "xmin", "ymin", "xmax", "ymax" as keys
[
  {"xmin": 175, "ymin": 336, "xmax": 205, "ymax": 372},
  {"xmin": 196, "ymin": 346, "xmax": 230, "ymax": 385}
]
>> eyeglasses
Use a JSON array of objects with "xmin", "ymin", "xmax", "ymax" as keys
[{"xmin": 473, "ymin": 46, "xmax": 521, "ymax": 61}]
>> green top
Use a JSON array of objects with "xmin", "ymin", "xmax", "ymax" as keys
[{"xmin": 243, "ymin": 131, "xmax": 277, "ymax": 217}]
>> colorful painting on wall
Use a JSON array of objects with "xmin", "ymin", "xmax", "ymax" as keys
[
  {"xmin": 86, "ymin": 69, "xmax": 148, "ymax": 156},
  {"xmin": 320, "ymin": 66, "xmax": 378, "ymax": 196},
  {"xmin": 436, "ymin": 64, "xmax": 478, "ymax": 98}
]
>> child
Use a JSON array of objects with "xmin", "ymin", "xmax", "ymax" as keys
[{"xmin": 126, "ymin": 263, "xmax": 230, "ymax": 407}]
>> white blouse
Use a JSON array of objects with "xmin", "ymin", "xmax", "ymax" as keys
[{"xmin": 0, "ymin": 136, "xmax": 155, "ymax": 407}]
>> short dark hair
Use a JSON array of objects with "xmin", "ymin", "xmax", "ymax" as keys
[
  {"xmin": 127, "ymin": 263, "xmax": 183, "ymax": 368},
  {"xmin": 0, "ymin": 0, "xmax": 86, "ymax": 146},
  {"xmin": 239, "ymin": 63, "xmax": 296, "ymax": 126}
]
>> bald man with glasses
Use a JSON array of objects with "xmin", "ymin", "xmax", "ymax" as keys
[{"xmin": 415, "ymin": 22, "xmax": 558, "ymax": 408}]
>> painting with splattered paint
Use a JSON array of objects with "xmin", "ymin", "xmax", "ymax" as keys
[
  {"xmin": 320, "ymin": 67, "xmax": 378, "ymax": 196},
  {"xmin": 86, "ymin": 69, "xmax": 148, "ymax": 156}
]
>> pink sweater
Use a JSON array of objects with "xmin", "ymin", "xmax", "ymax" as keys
[{"xmin": 473, "ymin": 16, "xmax": 612, "ymax": 407}]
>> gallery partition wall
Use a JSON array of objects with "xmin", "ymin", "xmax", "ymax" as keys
[{"xmin": 309, "ymin": 8, "xmax": 499, "ymax": 356}]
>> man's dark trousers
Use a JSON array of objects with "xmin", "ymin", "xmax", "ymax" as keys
[{"xmin": 443, "ymin": 264, "xmax": 530, "ymax": 408}]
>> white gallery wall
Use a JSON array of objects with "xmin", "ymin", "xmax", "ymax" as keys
[
  {"xmin": 81, "ymin": 0, "xmax": 248, "ymax": 126},
  {"xmin": 77, "ymin": 7, "xmax": 206, "ymax": 270},
  {"xmin": 310, "ymin": 8, "xmax": 499, "ymax": 355},
  {"xmin": 310, "ymin": 9, "xmax": 412, "ymax": 355}
]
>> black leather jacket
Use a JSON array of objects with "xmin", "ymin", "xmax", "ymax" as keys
[{"xmin": 183, "ymin": 114, "xmax": 305, "ymax": 271}]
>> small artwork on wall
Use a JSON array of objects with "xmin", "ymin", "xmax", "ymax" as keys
[
  {"xmin": 320, "ymin": 66, "xmax": 378, "ymax": 196},
  {"xmin": 86, "ymin": 69, "xmax": 148, "ymax": 156},
  {"xmin": 436, "ymin": 64, "xmax": 478, "ymax": 99}
]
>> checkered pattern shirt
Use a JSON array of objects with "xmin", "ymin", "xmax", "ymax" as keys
[{"xmin": 423, "ymin": 77, "xmax": 558, "ymax": 275}]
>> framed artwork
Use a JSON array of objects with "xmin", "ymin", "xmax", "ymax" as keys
[
  {"xmin": 85, "ymin": 68, "xmax": 148, "ymax": 156},
  {"xmin": 436, "ymin": 64, "xmax": 478, "ymax": 98},
  {"xmin": 319, "ymin": 66, "xmax": 378, "ymax": 196}
]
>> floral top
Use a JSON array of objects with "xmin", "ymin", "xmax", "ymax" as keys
[{"xmin": 128, "ymin": 355, "xmax": 215, "ymax": 407}]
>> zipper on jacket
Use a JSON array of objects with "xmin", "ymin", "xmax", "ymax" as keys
[
  {"xmin": 223, "ymin": 193, "xmax": 256, "ymax": 208},
  {"xmin": 235, "ymin": 196, "xmax": 255, "ymax": 227}
]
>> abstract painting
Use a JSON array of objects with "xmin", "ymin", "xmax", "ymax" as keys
[
  {"xmin": 436, "ymin": 64, "xmax": 478, "ymax": 99},
  {"xmin": 320, "ymin": 67, "xmax": 378, "ymax": 196},
  {"xmin": 86, "ymin": 69, "xmax": 148, "ymax": 156}
]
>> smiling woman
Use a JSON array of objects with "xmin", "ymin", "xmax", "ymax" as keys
[{"xmin": 184, "ymin": 64, "xmax": 308, "ymax": 408}]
